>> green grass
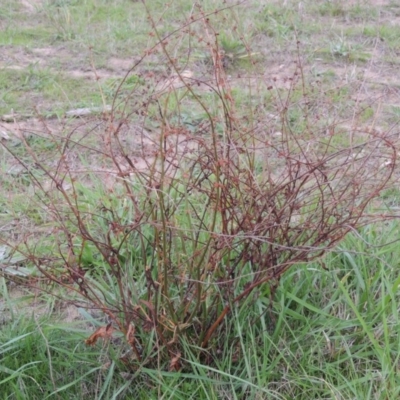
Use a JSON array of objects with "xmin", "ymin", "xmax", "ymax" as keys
[
  {"xmin": 2, "ymin": 223, "xmax": 400, "ymax": 399},
  {"xmin": 0, "ymin": 66, "xmax": 104, "ymax": 115},
  {"xmin": 0, "ymin": 313, "xmax": 123, "ymax": 399},
  {"xmin": 0, "ymin": 0, "xmax": 398, "ymax": 118}
]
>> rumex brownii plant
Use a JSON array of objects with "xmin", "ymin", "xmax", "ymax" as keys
[{"xmin": 0, "ymin": 2, "xmax": 397, "ymax": 370}]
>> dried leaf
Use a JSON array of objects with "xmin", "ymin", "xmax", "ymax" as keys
[
  {"xmin": 101, "ymin": 361, "xmax": 111, "ymax": 370},
  {"xmin": 169, "ymin": 352, "xmax": 181, "ymax": 372},
  {"xmin": 126, "ymin": 323, "xmax": 136, "ymax": 347},
  {"xmin": 85, "ymin": 323, "xmax": 114, "ymax": 346},
  {"xmin": 140, "ymin": 299, "xmax": 155, "ymax": 315},
  {"xmin": 124, "ymin": 324, "xmax": 142, "ymax": 362}
]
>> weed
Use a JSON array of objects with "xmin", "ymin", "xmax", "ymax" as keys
[
  {"xmin": 317, "ymin": 1, "xmax": 346, "ymax": 18},
  {"xmin": 2, "ymin": 224, "xmax": 400, "ymax": 398},
  {"xmin": 1, "ymin": 1, "xmax": 397, "ymax": 373}
]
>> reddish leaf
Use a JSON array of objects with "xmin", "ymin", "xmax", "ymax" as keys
[
  {"xmin": 126, "ymin": 323, "xmax": 136, "ymax": 347},
  {"xmin": 169, "ymin": 352, "xmax": 181, "ymax": 372},
  {"xmin": 85, "ymin": 323, "xmax": 114, "ymax": 346}
]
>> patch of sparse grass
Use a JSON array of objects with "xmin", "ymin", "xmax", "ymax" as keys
[
  {"xmin": 0, "ymin": 27, "xmax": 52, "ymax": 46},
  {"xmin": 362, "ymin": 24, "xmax": 400, "ymax": 49},
  {"xmin": 315, "ymin": 1, "xmax": 347, "ymax": 18},
  {"xmin": 381, "ymin": 187, "xmax": 400, "ymax": 207},
  {"xmin": 254, "ymin": 4, "xmax": 298, "ymax": 40},
  {"xmin": 0, "ymin": 66, "xmax": 103, "ymax": 115},
  {"xmin": 0, "ymin": 1, "xmax": 22, "ymax": 17},
  {"xmin": 347, "ymin": 4, "xmax": 379, "ymax": 21},
  {"xmin": 313, "ymin": 33, "xmax": 372, "ymax": 64},
  {"xmin": 41, "ymin": 0, "xmax": 149, "ymax": 50}
]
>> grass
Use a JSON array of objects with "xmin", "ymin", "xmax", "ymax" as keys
[
  {"xmin": 0, "ymin": 0, "xmax": 398, "ymax": 119},
  {"xmin": 0, "ymin": 312, "xmax": 125, "ymax": 399},
  {"xmin": 2, "ymin": 223, "xmax": 400, "ymax": 399},
  {"xmin": 1, "ymin": 0, "xmax": 400, "ymax": 398},
  {"xmin": 0, "ymin": 66, "xmax": 104, "ymax": 115}
]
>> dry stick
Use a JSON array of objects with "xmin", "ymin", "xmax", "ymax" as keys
[{"xmin": 200, "ymin": 208, "xmax": 381, "ymax": 349}]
